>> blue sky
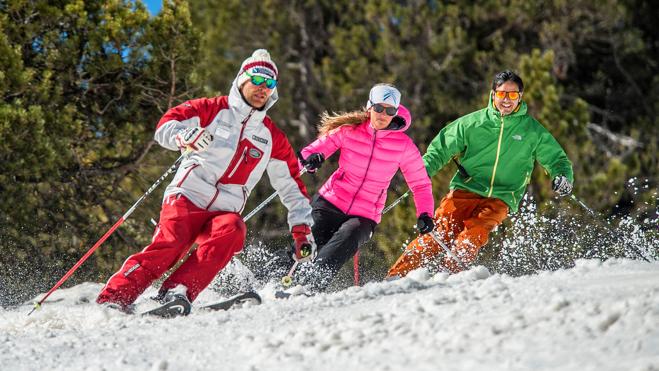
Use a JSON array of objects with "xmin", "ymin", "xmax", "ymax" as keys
[{"xmin": 142, "ymin": 0, "xmax": 162, "ymax": 15}]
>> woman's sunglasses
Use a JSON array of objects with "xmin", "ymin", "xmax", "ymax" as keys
[
  {"xmin": 494, "ymin": 90, "xmax": 520, "ymax": 100},
  {"xmin": 371, "ymin": 103, "xmax": 398, "ymax": 116},
  {"xmin": 245, "ymin": 71, "xmax": 277, "ymax": 89}
]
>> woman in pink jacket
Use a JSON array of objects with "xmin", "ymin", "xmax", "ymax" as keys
[{"xmin": 295, "ymin": 84, "xmax": 435, "ymax": 291}]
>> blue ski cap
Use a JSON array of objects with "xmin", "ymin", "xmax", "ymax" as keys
[{"xmin": 366, "ymin": 84, "xmax": 401, "ymax": 109}]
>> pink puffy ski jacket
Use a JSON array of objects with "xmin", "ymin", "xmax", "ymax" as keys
[{"xmin": 300, "ymin": 105, "xmax": 434, "ymax": 223}]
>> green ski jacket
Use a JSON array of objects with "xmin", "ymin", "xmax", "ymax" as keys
[{"xmin": 424, "ymin": 97, "xmax": 573, "ymax": 212}]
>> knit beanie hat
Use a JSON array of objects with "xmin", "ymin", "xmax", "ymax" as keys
[
  {"xmin": 236, "ymin": 49, "xmax": 279, "ymax": 87},
  {"xmin": 366, "ymin": 84, "xmax": 401, "ymax": 109}
]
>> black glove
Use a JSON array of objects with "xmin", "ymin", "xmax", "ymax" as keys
[
  {"xmin": 298, "ymin": 152, "xmax": 325, "ymax": 172},
  {"xmin": 416, "ymin": 213, "xmax": 435, "ymax": 235},
  {"xmin": 552, "ymin": 175, "xmax": 573, "ymax": 197}
]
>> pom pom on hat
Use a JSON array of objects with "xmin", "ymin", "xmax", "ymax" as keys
[{"xmin": 237, "ymin": 49, "xmax": 278, "ymax": 87}]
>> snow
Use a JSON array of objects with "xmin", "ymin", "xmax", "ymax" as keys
[{"xmin": 1, "ymin": 259, "xmax": 658, "ymax": 371}]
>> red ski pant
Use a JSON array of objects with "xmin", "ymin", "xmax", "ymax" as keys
[
  {"xmin": 387, "ymin": 189, "xmax": 508, "ymax": 277},
  {"xmin": 96, "ymin": 194, "xmax": 246, "ymax": 306}
]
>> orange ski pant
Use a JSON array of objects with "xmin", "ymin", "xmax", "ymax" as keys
[{"xmin": 387, "ymin": 189, "xmax": 508, "ymax": 277}]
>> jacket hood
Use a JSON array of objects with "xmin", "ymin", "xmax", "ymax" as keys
[{"xmin": 228, "ymin": 74, "xmax": 279, "ymax": 116}]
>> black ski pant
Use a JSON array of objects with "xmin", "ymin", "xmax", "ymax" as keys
[{"xmin": 310, "ymin": 196, "xmax": 377, "ymax": 281}]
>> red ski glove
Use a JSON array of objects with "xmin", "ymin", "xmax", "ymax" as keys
[{"xmin": 291, "ymin": 224, "xmax": 317, "ymax": 263}]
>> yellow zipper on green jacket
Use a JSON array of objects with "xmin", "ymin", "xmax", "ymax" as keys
[{"xmin": 488, "ymin": 115, "xmax": 505, "ymax": 197}]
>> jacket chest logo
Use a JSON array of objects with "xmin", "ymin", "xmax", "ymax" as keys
[
  {"xmin": 251, "ymin": 134, "xmax": 268, "ymax": 144},
  {"xmin": 512, "ymin": 134, "xmax": 523, "ymax": 141}
]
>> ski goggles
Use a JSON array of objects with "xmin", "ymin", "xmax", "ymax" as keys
[
  {"xmin": 245, "ymin": 71, "xmax": 277, "ymax": 89},
  {"xmin": 494, "ymin": 90, "xmax": 521, "ymax": 100},
  {"xmin": 370, "ymin": 102, "xmax": 398, "ymax": 116}
]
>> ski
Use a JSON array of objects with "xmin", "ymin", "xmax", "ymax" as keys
[
  {"xmin": 201, "ymin": 291, "xmax": 262, "ymax": 311},
  {"xmin": 274, "ymin": 288, "xmax": 314, "ymax": 300},
  {"xmin": 141, "ymin": 296, "xmax": 191, "ymax": 318}
]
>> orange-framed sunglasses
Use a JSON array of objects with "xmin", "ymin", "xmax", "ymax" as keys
[{"xmin": 494, "ymin": 90, "xmax": 521, "ymax": 100}]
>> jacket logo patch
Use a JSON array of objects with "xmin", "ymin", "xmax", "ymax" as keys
[
  {"xmin": 512, "ymin": 134, "xmax": 523, "ymax": 141},
  {"xmin": 124, "ymin": 263, "xmax": 140, "ymax": 277},
  {"xmin": 251, "ymin": 135, "xmax": 268, "ymax": 144},
  {"xmin": 249, "ymin": 148, "xmax": 262, "ymax": 159}
]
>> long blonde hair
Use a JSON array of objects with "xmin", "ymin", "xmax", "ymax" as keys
[{"xmin": 317, "ymin": 109, "xmax": 369, "ymax": 137}]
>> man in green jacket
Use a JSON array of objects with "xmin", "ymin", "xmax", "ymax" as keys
[{"xmin": 387, "ymin": 70, "xmax": 574, "ymax": 277}]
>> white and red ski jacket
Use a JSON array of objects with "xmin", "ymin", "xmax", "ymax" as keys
[{"xmin": 154, "ymin": 78, "xmax": 313, "ymax": 230}]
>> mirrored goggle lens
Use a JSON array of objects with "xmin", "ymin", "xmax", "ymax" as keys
[
  {"xmin": 372, "ymin": 103, "xmax": 397, "ymax": 116},
  {"xmin": 251, "ymin": 75, "xmax": 277, "ymax": 89},
  {"xmin": 494, "ymin": 91, "xmax": 520, "ymax": 100}
]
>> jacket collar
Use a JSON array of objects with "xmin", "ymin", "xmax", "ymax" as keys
[
  {"xmin": 366, "ymin": 104, "xmax": 412, "ymax": 137},
  {"xmin": 486, "ymin": 92, "xmax": 528, "ymax": 121}
]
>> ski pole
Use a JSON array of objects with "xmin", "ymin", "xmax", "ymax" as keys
[
  {"xmin": 353, "ymin": 250, "xmax": 360, "ymax": 286},
  {"xmin": 280, "ymin": 243, "xmax": 314, "ymax": 287},
  {"xmin": 382, "ymin": 190, "xmax": 410, "ymax": 214},
  {"xmin": 28, "ymin": 151, "xmax": 190, "ymax": 315},
  {"xmin": 243, "ymin": 167, "xmax": 308, "ymax": 222},
  {"xmin": 430, "ymin": 230, "xmax": 467, "ymax": 271},
  {"xmin": 281, "ymin": 189, "xmax": 411, "ymax": 287},
  {"xmin": 569, "ymin": 194, "xmax": 650, "ymax": 262},
  {"xmin": 569, "ymin": 194, "xmax": 598, "ymax": 217}
]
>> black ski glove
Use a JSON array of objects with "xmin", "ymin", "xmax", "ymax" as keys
[
  {"xmin": 298, "ymin": 152, "xmax": 325, "ymax": 173},
  {"xmin": 416, "ymin": 213, "xmax": 435, "ymax": 235},
  {"xmin": 552, "ymin": 175, "xmax": 573, "ymax": 197}
]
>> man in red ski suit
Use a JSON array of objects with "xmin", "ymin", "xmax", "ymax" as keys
[{"xmin": 96, "ymin": 49, "xmax": 315, "ymax": 310}]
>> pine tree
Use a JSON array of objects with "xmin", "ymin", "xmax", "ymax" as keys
[{"xmin": 0, "ymin": 0, "xmax": 200, "ymax": 305}]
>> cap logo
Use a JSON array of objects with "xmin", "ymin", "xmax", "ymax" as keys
[
  {"xmin": 251, "ymin": 67, "xmax": 275, "ymax": 78},
  {"xmin": 382, "ymin": 88, "xmax": 399, "ymax": 105},
  {"xmin": 369, "ymin": 85, "xmax": 401, "ymax": 108},
  {"xmin": 242, "ymin": 61, "xmax": 278, "ymax": 77}
]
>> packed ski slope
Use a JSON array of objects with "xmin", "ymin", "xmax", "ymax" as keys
[{"xmin": 1, "ymin": 259, "xmax": 657, "ymax": 371}]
